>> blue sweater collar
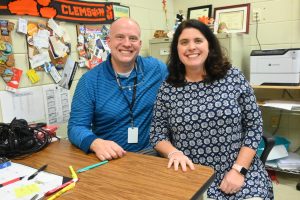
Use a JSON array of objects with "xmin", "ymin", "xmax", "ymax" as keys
[{"xmin": 104, "ymin": 54, "xmax": 143, "ymax": 80}]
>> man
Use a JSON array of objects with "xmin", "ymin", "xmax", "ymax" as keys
[{"xmin": 68, "ymin": 18, "xmax": 168, "ymax": 161}]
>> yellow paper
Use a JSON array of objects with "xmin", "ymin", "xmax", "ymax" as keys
[
  {"xmin": 14, "ymin": 183, "xmax": 40, "ymax": 198},
  {"xmin": 26, "ymin": 69, "xmax": 40, "ymax": 83}
]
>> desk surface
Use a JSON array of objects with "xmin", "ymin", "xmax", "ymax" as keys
[{"xmin": 15, "ymin": 140, "xmax": 215, "ymax": 200}]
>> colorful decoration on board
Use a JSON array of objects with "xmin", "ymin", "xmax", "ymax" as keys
[
  {"xmin": 0, "ymin": 20, "xmax": 23, "ymax": 92},
  {"xmin": 76, "ymin": 24, "xmax": 110, "ymax": 69},
  {"xmin": 0, "ymin": 0, "xmax": 116, "ymax": 24}
]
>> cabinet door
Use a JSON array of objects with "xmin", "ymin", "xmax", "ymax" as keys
[{"xmin": 149, "ymin": 39, "xmax": 171, "ymax": 64}]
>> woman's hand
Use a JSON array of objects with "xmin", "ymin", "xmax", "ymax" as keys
[
  {"xmin": 219, "ymin": 169, "xmax": 245, "ymax": 194},
  {"xmin": 167, "ymin": 151, "xmax": 195, "ymax": 172}
]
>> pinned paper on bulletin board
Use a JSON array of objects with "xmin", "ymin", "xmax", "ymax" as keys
[
  {"xmin": 76, "ymin": 24, "xmax": 110, "ymax": 69},
  {"xmin": 26, "ymin": 18, "xmax": 71, "ymax": 83}
]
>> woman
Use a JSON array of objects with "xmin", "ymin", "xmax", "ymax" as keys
[{"xmin": 150, "ymin": 19, "xmax": 273, "ymax": 199}]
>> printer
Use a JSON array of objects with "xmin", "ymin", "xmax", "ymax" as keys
[{"xmin": 250, "ymin": 48, "xmax": 300, "ymax": 85}]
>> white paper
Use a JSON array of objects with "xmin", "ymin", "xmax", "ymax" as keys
[
  {"xmin": 0, "ymin": 162, "xmax": 64, "ymax": 200},
  {"xmin": 0, "ymin": 85, "xmax": 70, "ymax": 125},
  {"xmin": 29, "ymin": 51, "xmax": 51, "ymax": 69},
  {"xmin": 49, "ymin": 66, "xmax": 62, "ymax": 83},
  {"xmin": 263, "ymin": 100, "xmax": 300, "ymax": 111},
  {"xmin": 59, "ymin": 57, "xmax": 77, "ymax": 89},
  {"xmin": 17, "ymin": 18, "xmax": 27, "ymax": 34},
  {"xmin": 47, "ymin": 18, "xmax": 64, "ymax": 37},
  {"xmin": 49, "ymin": 36, "xmax": 68, "ymax": 58},
  {"xmin": 266, "ymin": 144, "xmax": 289, "ymax": 161},
  {"xmin": 43, "ymin": 85, "xmax": 70, "ymax": 125},
  {"xmin": 33, "ymin": 29, "xmax": 50, "ymax": 49},
  {"xmin": 277, "ymin": 153, "xmax": 300, "ymax": 170},
  {"xmin": 0, "ymin": 87, "xmax": 45, "ymax": 123}
]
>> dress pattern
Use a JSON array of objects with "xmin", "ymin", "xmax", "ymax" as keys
[{"xmin": 150, "ymin": 68, "xmax": 273, "ymax": 199}]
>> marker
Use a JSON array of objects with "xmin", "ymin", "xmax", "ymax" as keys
[
  {"xmin": 77, "ymin": 160, "xmax": 108, "ymax": 173},
  {"xmin": 0, "ymin": 176, "xmax": 24, "ymax": 188},
  {"xmin": 69, "ymin": 166, "xmax": 78, "ymax": 179},
  {"xmin": 47, "ymin": 182, "xmax": 76, "ymax": 200},
  {"xmin": 44, "ymin": 179, "xmax": 74, "ymax": 196},
  {"xmin": 28, "ymin": 164, "xmax": 48, "ymax": 180}
]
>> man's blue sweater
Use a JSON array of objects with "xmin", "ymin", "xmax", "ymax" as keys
[{"xmin": 68, "ymin": 54, "xmax": 167, "ymax": 152}]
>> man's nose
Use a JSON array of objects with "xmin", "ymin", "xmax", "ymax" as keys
[{"xmin": 122, "ymin": 37, "xmax": 131, "ymax": 46}]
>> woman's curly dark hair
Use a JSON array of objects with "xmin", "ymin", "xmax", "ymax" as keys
[{"xmin": 166, "ymin": 19, "xmax": 231, "ymax": 87}]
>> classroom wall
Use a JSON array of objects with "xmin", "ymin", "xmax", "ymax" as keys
[{"xmin": 0, "ymin": 0, "xmax": 175, "ymax": 137}]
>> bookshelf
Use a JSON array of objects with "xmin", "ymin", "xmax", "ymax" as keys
[{"xmin": 253, "ymin": 85, "xmax": 300, "ymax": 177}]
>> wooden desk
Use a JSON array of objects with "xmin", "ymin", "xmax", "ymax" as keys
[{"xmin": 15, "ymin": 140, "xmax": 215, "ymax": 200}]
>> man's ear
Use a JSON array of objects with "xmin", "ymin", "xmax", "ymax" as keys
[{"xmin": 106, "ymin": 36, "xmax": 111, "ymax": 48}]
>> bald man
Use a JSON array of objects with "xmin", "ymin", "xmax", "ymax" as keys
[{"xmin": 68, "ymin": 18, "xmax": 168, "ymax": 161}]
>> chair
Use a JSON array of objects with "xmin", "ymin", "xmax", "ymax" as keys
[
  {"xmin": 260, "ymin": 136, "xmax": 300, "ymax": 191},
  {"xmin": 260, "ymin": 135, "xmax": 275, "ymax": 164}
]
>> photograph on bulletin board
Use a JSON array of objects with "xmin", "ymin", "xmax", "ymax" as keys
[
  {"xmin": 113, "ymin": 5, "xmax": 130, "ymax": 20},
  {"xmin": 76, "ymin": 24, "xmax": 111, "ymax": 69},
  {"xmin": 26, "ymin": 18, "xmax": 71, "ymax": 84}
]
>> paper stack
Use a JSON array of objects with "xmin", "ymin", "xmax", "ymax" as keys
[
  {"xmin": 263, "ymin": 100, "xmax": 300, "ymax": 111},
  {"xmin": 277, "ymin": 153, "xmax": 300, "ymax": 170}
]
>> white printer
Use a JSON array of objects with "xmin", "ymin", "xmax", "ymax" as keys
[{"xmin": 250, "ymin": 48, "xmax": 300, "ymax": 85}]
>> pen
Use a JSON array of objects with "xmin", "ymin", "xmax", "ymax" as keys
[
  {"xmin": 47, "ymin": 182, "xmax": 76, "ymax": 200},
  {"xmin": 28, "ymin": 164, "xmax": 48, "ymax": 180},
  {"xmin": 30, "ymin": 194, "xmax": 39, "ymax": 200},
  {"xmin": 0, "ymin": 176, "xmax": 25, "ymax": 188},
  {"xmin": 44, "ymin": 179, "xmax": 74, "ymax": 196},
  {"xmin": 77, "ymin": 160, "xmax": 108, "ymax": 173}
]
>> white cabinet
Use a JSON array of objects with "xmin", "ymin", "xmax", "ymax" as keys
[
  {"xmin": 149, "ymin": 38, "xmax": 172, "ymax": 64},
  {"xmin": 216, "ymin": 33, "xmax": 250, "ymax": 78}
]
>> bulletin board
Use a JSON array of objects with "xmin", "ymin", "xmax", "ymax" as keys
[
  {"xmin": 26, "ymin": 19, "xmax": 70, "ymax": 72},
  {"xmin": 76, "ymin": 24, "xmax": 110, "ymax": 69}
]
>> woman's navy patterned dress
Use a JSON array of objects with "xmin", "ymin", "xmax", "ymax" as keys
[{"xmin": 150, "ymin": 68, "xmax": 273, "ymax": 199}]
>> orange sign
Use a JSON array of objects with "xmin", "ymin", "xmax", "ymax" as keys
[{"xmin": 0, "ymin": 0, "xmax": 116, "ymax": 24}]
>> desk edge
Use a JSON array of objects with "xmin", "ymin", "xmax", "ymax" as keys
[{"xmin": 190, "ymin": 171, "xmax": 216, "ymax": 200}]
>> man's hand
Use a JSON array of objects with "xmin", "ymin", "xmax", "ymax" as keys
[
  {"xmin": 219, "ymin": 169, "xmax": 244, "ymax": 194},
  {"xmin": 90, "ymin": 138, "xmax": 126, "ymax": 161}
]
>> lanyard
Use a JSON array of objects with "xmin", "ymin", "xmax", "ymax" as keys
[{"xmin": 115, "ymin": 70, "xmax": 138, "ymax": 127}]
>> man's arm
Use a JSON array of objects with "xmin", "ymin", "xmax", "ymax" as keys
[{"xmin": 68, "ymin": 74, "xmax": 126, "ymax": 160}]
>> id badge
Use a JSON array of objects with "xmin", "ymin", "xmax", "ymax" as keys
[{"xmin": 128, "ymin": 127, "xmax": 138, "ymax": 143}]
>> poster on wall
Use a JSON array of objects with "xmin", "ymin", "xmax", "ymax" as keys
[
  {"xmin": 76, "ymin": 24, "xmax": 110, "ymax": 69},
  {"xmin": 0, "ymin": 0, "xmax": 117, "ymax": 24},
  {"xmin": 113, "ymin": 5, "xmax": 130, "ymax": 20}
]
